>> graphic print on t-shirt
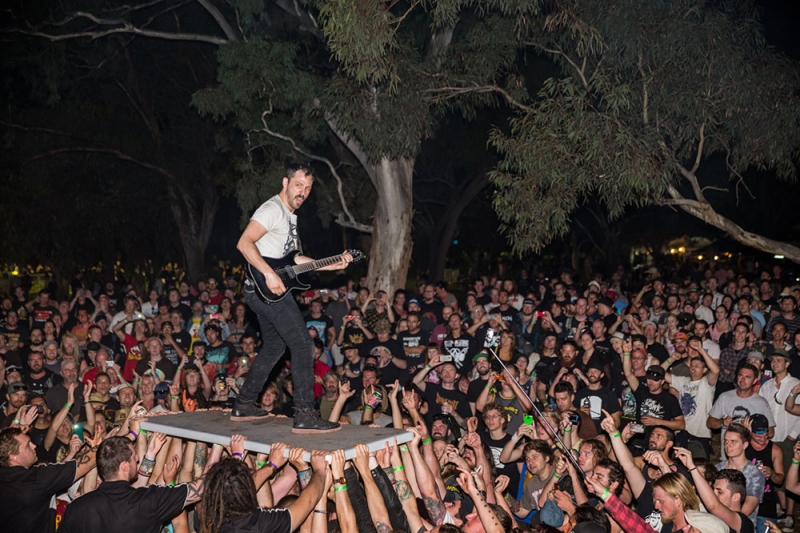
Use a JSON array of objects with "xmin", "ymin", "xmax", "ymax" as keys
[
  {"xmin": 640, "ymin": 398, "xmax": 666, "ymax": 419},
  {"xmin": 284, "ymin": 219, "xmax": 298, "ymax": 256},
  {"xmin": 731, "ymin": 405, "xmax": 752, "ymax": 422}
]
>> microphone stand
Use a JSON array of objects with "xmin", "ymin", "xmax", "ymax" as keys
[{"xmin": 487, "ymin": 346, "xmax": 586, "ymax": 478}]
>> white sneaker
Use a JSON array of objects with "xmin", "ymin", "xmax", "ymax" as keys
[{"xmin": 781, "ymin": 516, "xmax": 795, "ymax": 532}]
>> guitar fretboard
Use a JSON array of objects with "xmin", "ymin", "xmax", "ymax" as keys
[{"xmin": 292, "ymin": 255, "xmax": 345, "ymax": 275}]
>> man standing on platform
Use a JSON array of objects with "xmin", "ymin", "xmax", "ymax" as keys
[{"xmin": 232, "ymin": 163, "xmax": 353, "ymax": 433}]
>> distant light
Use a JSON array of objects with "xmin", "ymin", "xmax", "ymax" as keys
[
  {"xmin": 453, "ymin": 240, "xmax": 459, "ymax": 245},
  {"xmin": 714, "ymin": 255, "xmax": 719, "ymax": 260},
  {"xmin": 775, "ymin": 255, "xmax": 785, "ymax": 259},
  {"xmin": 670, "ymin": 248, "xmax": 676, "ymax": 254},
  {"xmin": 697, "ymin": 255, "xmax": 703, "ymax": 260},
  {"xmin": 678, "ymin": 247, "xmax": 686, "ymax": 253},
  {"xmin": 10, "ymin": 269, "xmax": 18, "ymax": 276}
]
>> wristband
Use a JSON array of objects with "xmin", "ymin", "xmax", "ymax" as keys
[
  {"xmin": 128, "ymin": 431, "xmax": 138, "ymax": 440},
  {"xmin": 424, "ymin": 365, "xmax": 431, "ymax": 371},
  {"xmin": 268, "ymin": 460, "xmax": 280, "ymax": 471},
  {"xmin": 232, "ymin": 452, "xmax": 243, "ymax": 459},
  {"xmin": 364, "ymin": 405, "xmax": 373, "ymax": 411},
  {"xmin": 792, "ymin": 460, "xmax": 800, "ymax": 465},
  {"xmin": 170, "ymin": 395, "xmax": 179, "ymax": 400},
  {"xmin": 393, "ymin": 465, "xmax": 405, "ymax": 472},
  {"xmin": 601, "ymin": 488, "xmax": 610, "ymax": 502},
  {"xmin": 256, "ymin": 461, "xmax": 268, "ymax": 468},
  {"xmin": 168, "ymin": 481, "xmax": 176, "ymax": 486},
  {"xmin": 422, "ymin": 437, "xmax": 432, "ymax": 444},
  {"xmin": 563, "ymin": 428, "xmax": 572, "ymax": 433},
  {"xmin": 12, "ymin": 419, "xmax": 19, "ymax": 425},
  {"xmin": 485, "ymin": 383, "xmax": 493, "ymax": 390},
  {"xmin": 688, "ymin": 467, "xmax": 697, "ymax": 472},
  {"xmin": 334, "ymin": 484, "xmax": 348, "ymax": 492},
  {"xmin": 314, "ymin": 510, "xmax": 328, "ymax": 515},
  {"xmin": 511, "ymin": 434, "xmax": 521, "ymax": 443},
  {"xmin": 553, "ymin": 472, "xmax": 561, "ymax": 479},
  {"xmin": 400, "ymin": 446, "xmax": 409, "ymax": 452},
  {"xmin": 793, "ymin": 393, "xmax": 799, "ymax": 399},
  {"xmin": 611, "ymin": 432, "xmax": 621, "ymax": 439},
  {"xmin": 64, "ymin": 403, "xmax": 72, "ymax": 409},
  {"xmin": 623, "ymin": 353, "xmax": 630, "ymax": 357}
]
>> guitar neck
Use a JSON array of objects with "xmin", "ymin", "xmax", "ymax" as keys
[{"xmin": 292, "ymin": 255, "xmax": 344, "ymax": 275}]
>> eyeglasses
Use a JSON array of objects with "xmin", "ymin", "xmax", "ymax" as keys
[
  {"xmin": 775, "ymin": 392, "xmax": 783, "ymax": 404},
  {"xmin": 483, "ymin": 414, "xmax": 503, "ymax": 420}
]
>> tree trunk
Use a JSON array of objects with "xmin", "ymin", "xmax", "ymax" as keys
[
  {"xmin": 364, "ymin": 157, "xmax": 414, "ymax": 293},
  {"xmin": 167, "ymin": 179, "xmax": 220, "ymax": 282},
  {"xmin": 426, "ymin": 174, "xmax": 490, "ymax": 282},
  {"xmin": 665, "ymin": 185, "xmax": 800, "ymax": 263}
]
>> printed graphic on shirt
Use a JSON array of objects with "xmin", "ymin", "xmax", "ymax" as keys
[{"xmin": 640, "ymin": 398, "xmax": 666, "ymax": 419}]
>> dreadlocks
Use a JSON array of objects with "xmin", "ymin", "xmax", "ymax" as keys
[{"xmin": 198, "ymin": 458, "xmax": 259, "ymax": 533}]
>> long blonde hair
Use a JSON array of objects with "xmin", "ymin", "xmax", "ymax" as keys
[{"xmin": 653, "ymin": 472, "xmax": 700, "ymax": 511}]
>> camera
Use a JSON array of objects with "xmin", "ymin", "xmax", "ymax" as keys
[
  {"xmin": 439, "ymin": 355, "xmax": 453, "ymax": 362},
  {"xmin": 35, "ymin": 404, "xmax": 44, "ymax": 414},
  {"xmin": 537, "ymin": 311, "xmax": 546, "ymax": 318},
  {"xmin": 320, "ymin": 289, "xmax": 329, "ymax": 295},
  {"xmin": 567, "ymin": 412, "xmax": 580, "ymax": 425}
]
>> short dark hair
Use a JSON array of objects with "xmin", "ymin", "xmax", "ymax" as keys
[
  {"xmin": 596, "ymin": 458, "xmax": 625, "ymax": 496},
  {"xmin": 522, "ymin": 439, "xmax": 554, "ymax": 464},
  {"xmin": 726, "ymin": 422, "xmax": 751, "ymax": 442},
  {"xmin": 96, "ymin": 437, "xmax": 135, "ymax": 480},
  {"xmin": 0, "ymin": 428, "xmax": 24, "ymax": 467},
  {"xmin": 737, "ymin": 362, "xmax": 759, "ymax": 378},
  {"xmin": 574, "ymin": 505, "xmax": 610, "ymax": 533},
  {"xmin": 553, "ymin": 382, "xmax": 574, "ymax": 396},
  {"xmin": 715, "ymin": 469, "xmax": 747, "ymax": 504},
  {"xmin": 286, "ymin": 163, "xmax": 314, "ymax": 180}
]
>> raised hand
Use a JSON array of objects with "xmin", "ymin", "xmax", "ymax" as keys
[
  {"xmin": 467, "ymin": 416, "xmax": 479, "ymax": 433},
  {"xmin": 622, "ymin": 338, "xmax": 633, "ymax": 354},
  {"xmin": 147, "ymin": 433, "xmax": 168, "ymax": 456},
  {"xmin": 462, "ymin": 431, "xmax": 481, "ymax": 450},
  {"xmin": 352, "ymin": 443, "xmax": 371, "ymax": 475},
  {"xmin": 230, "ymin": 434, "xmax": 247, "ymax": 458},
  {"xmin": 68, "ymin": 434, "xmax": 83, "ymax": 456},
  {"xmin": 82, "ymin": 381, "xmax": 93, "ymax": 403},
  {"xmin": 330, "ymin": 448, "xmax": 346, "ymax": 477},
  {"xmin": 267, "ymin": 442, "xmax": 289, "ymax": 469},
  {"xmin": 376, "ymin": 441, "xmax": 391, "ymax": 469},
  {"xmin": 309, "ymin": 449, "xmax": 328, "ymax": 473},
  {"xmin": 163, "ymin": 454, "xmax": 180, "ymax": 483},
  {"xmin": 67, "ymin": 382, "xmax": 77, "ymax": 407},
  {"xmin": 289, "ymin": 447, "xmax": 310, "ymax": 472},
  {"xmin": 169, "ymin": 381, "xmax": 181, "ymax": 398},
  {"xmin": 600, "ymin": 409, "xmax": 618, "ymax": 436},
  {"xmin": 642, "ymin": 450, "xmax": 668, "ymax": 469},
  {"xmin": 456, "ymin": 467, "xmax": 480, "ymax": 496},
  {"xmin": 495, "ymin": 475, "xmax": 510, "ymax": 494},
  {"xmin": 401, "ymin": 388, "xmax": 419, "ymax": 412},
  {"xmin": 18, "ymin": 405, "xmax": 39, "ymax": 426},
  {"xmin": 339, "ymin": 380, "xmax": 355, "ymax": 399}
]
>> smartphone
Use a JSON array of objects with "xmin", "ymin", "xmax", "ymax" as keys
[
  {"xmin": 567, "ymin": 412, "xmax": 580, "ymax": 425},
  {"xmin": 238, "ymin": 356, "xmax": 250, "ymax": 367},
  {"xmin": 488, "ymin": 314, "xmax": 498, "ymax": 321},
  {"xmin": 495, "ymin": 372, "xmax": 504, "ymax": 381},
  {"xmin": 320, "ymin": 289, "xmax": 329, "ymax": 295},
  {"xmin": 209, "ymin": 305, "xmax": 219, "ymax": 313},
  {"xmin": 523, "ymin": 414, "xmax": 534, "ymax": 425},
  {"xmin": 72, "ymin": 423, "xmax": 84, "ymax": 442},
  {"xmin": 439, "ymin": 355, "xmax": 453, "ymax": 362},
  {"xmin": 107, "ymin": 360, "xmax": 115, "ymax": 368},
  {"xmin": 35, "ymin": 404, "xmax": 45, "ymax": 414},
  {"xmin": 537, "ymin": 311, "xmax": 546, "ymax": 318},
  {"xmin": 210, "ymin": 313, "xmax": 219, "ymax": 320},
  {"xmin": 630, "ymin": 422, "xmax": 645, "ymax": 434},
  {"xmin": 345, "ymin": 315, "xmax": 355, "ymax": 321},
  {"xmin": 217, "ymin": 381, "xmax": 226, "ymax": 391},
  {"xmin": 134, "ymin": 406, "xmax": 148, "ymax": 418}
]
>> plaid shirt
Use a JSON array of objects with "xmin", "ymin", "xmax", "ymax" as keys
[
  {"xmin": 718, "ymin": 344, "xmax": 750, "ymax": 383},
  {"xmin": 604, "ymin": 494, "xmax": 656, "ymax": 533}
]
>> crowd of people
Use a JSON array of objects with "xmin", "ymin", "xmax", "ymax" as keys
[{"xmin": 2, "ymin": 260, "xmax": 800, "ymax": 533}]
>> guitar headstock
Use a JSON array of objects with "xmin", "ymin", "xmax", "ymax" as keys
[{"xmin": 348, "ymin": 249, "xmax": 366, "ymax": 264}]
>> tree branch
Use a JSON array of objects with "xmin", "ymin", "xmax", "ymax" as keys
[
  {"xmin": 637, "ymin": 52, "xmax": 649, "ymax": 126},
  {"xmin": 254, "ymin": 109, "xmax": 373, "ymax": 234},
  {"xmin": 5, "ymin": 25, "xmax": 229, "ymax": 45},
  {"xmin": 21, "ymin": 147, "xmax": 177, "ymax": 180},
  {"xmin": 196, "ymin": 0, "xmax": 239, "ymax": 41},
  {"xmin": 690, "ymin": 122, "xmax": 706, "ymax": 175},
  {"xmin": 273, "ymin": 0, "xmax": 324, "ymax": 40},
  {"xmin": 422, "ymin": 85, "xmax": 533, "ymax": 113},
  {"xmin": 528, "ymin": 42, "xmax": 589, "ymax": 91}
]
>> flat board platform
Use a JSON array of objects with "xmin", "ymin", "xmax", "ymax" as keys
[{"xmin": 140, "ymin": 410, "xmax": 413, "ymax": 461}]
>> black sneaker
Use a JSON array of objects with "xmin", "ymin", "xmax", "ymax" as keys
[
  {"xmin": 292, "ymin": 409, "xmax": 341, "ymax": 434},
  {"xmin": 230, "ymin": 402, "xmax": 271, "ymax": 421}
]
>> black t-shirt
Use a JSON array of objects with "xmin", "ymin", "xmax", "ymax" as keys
[
  {"xmin": 217, "ymin": 507, "xmax": 292, "ymax": 533},
  {"xmin": 30, "ymin": 305, "xmax": 58, "ymax": 328},
  {"xmin": 359, "ymin": 337, "xmax": 406, "ymax": 384},
  {"xmin": 635, "ymin": 387, "xmax": 682, "ymax": 438},
  {"xmin": 60, "ymin": 480, "xmax": 189, "ymax": 533},
  {"xmin": 0, "ymin": 324, "xmax": 29, "ymax": 344},
  {"xmin": 419, "ymin": 299, "xmax": 445, "ymax": 324},
  {"xmin": 305, "ymin": 313, "xmax": 335, "ymax": 344},
  {"xmin": 487, "ymin": 305, "xmax": 521, "ymax": 332},
  {"xmin": 163, "ymin": 331, "xmax": 191, "ymax": 365},
  {"xmin": 467, "ymin": 376, "xmax": 489, "ymax": 404},
  {"xmin": 135, "ymin": 358, "xmax": 177, "ymax": 382},
  {"xmin": 646, "ymin": 342, "xmax": 670, "ymax": 363},
  {"xmin": 422, "ymin": 384, "xmax": 472, "ymax": 423},
  {"xmin": 167, "ymin": 303, "xmax": 192, "ymax": 323},
  {"xmin": 573, "ymin": 386, "xmax": 622, "ymax": 434},
  {"xmin": 442, "ymin": 334, "xmax": 479, "ymax": 376},
  {"xmin": 484, "ymin": 432, "xmax": 520, "ymax": 493},
  {"xmin": 398, "ymin": 329, "xmax": 431, "ymax": 372},
  {"xmin": 24, "ymin": 369, "xmax": 60, "ymax": 396},
  {"xmin": 0, "ymin": 461, "xmax": 76, "ymax": 533}
]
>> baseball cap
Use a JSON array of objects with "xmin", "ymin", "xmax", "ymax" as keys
[
  {"xmin": 204, "ymin": 323, "xmax": 221, "ymax": 333},
  {"xmin": 750, "ymin": 413, "xmax": 769, "ymax": 434},
  {"xmin": 5, "ymin": 365, "xmax": 23, "ymax": 376},
  {"xmin": 645, "ymin": 365, "xmax": 665, "ymax": 380},
  {"xmin": 473, "ymin": 352, "xmax": 490, "ymax": 362},
  {"xmin": 769, "ymin": 348, "xmax": 792, "ymax": 361},
  {"xmin": 373, "ymin": 319, "xmax": 391, "ymax": 334},
  {"xmin": 408, "ymin": 298, "xmax": 420, "ymax": 306},
  {"xmin": 94, "ymin": 312, "xmax": 108, "ymax": 322},
  {"xmin": 86, "ymin": 341, "xmax": 101, "ymax": 352},
  {"xmin": 746, "ymin": 351, "xmax": 764, "ymax": 362},
  {"xmin": 192, "ymin": 341, "xmax": 207, "ymax": 351},
  {"xmin": 522, "ymin": 298, "xmax": 535, "ymax": 306},
  {"xmin": 340, "ymin": 342, "xmax": 358, "ymax": 351},
  {"xmin": 586, "ymin": 359, "xmax": 605, "ymax": 372},
  {"xmin": 641, "ymin": 320, "xmax": 657, "ymax": 329},
  {"xmin": 7, "ymin": 382, "xmax": 29, "ymax": 394},
  {"xmin": 673, "ymin": 331, "xmax": 688, "ymax": 341},
  {"xmin": 597, "ymin": 296, "xmax": 614, "ymax": 308},
  {"xmin": 154, "ymin": 381, "xmax": 170, "ymax": 399}
]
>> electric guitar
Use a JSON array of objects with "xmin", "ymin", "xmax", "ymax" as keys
[{"xmin": 246, "ymin": 249, "xmax": 365, "ymax": 303}]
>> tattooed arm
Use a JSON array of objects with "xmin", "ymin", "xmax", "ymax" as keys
[
  {"xmin": 390, "ymin": 438, "xmax": 429, "ymax": 533},
  {"xmin": 408, "ymin": 428, "xmax": 447, "ymax": 525},
  {"xmin": 73, "ymin": 443, "xmax": 98, "ymax": 481},
  {"xmin": 352, "ymin": 444, "xmax": 392, "ymax": 531},
  {"xmin": 184, "ymin": 476, "xmax": 206, "ymax": 505},
  {"xmin": 457, "ymin": 469, "xmax": 505, "ymax": 533}
]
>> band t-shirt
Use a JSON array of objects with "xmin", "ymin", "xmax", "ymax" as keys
[
  {"xmin": 573, "ymin": 386, "xmax": 622, "ymax": 434},
  {"xmin": 422, "ymin": 384, "xmax": 472, "ymax": 422},
  {"xmin": 251, "ymin": 195, "xmax": 298, "ymax": 258}
]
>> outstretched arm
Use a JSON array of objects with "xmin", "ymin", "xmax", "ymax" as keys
[{"xmin": 601, "ymin": 409, "xmax": 646, "ymax": 498}]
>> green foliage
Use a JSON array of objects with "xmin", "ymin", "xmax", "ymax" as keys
[{"xmin": 491, "ymin": 0, "xmax": 800, "ymax": 254}]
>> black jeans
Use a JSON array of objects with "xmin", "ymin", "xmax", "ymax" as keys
[{"xmin": 239, "ymin": 281, "xmax": 315, "ymax": 411}]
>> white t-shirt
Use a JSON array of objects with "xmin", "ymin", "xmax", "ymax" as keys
[
  {"xmin": 702, "ymin": 339, "xmax": 720, "ymax": 360},
  {"xmin": 758, "ymin": 375, "xmax": 800, "ymax": 442},
  {"xmin": 250, "ymin": 195, "xmax": 299, "ymax": 259},
  {"xmin": 670, "ymin": 374, "xmax": 715, "ymax": 438},
  {"xmin": 709, "ymin": 390, "xmax": 775, "ymax": 459}
]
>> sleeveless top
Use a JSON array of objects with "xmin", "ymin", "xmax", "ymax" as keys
[{"xmin": 744, "ymin": 442, "xmax": 778, "ymax": 519}]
